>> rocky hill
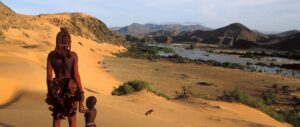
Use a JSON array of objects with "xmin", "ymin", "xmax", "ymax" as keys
[
  {"xmin": 0, "ymin": 2, "xmax": 124, "ymax": 45},
  {"xmin": 187, "ymin": 23, "xmax": 267, "ymax": 46},
  {"xmin": 38, "ymin": 13, "xmax": 124, "ymax": 44},
  {"xmin": 270, "ymin": 32, "xmax": 300, "ymax": 50},
  {"xmin": 116, "ymin": 23, "xmax": 211, "ymax": 37},
  {"xmin": 276, "ymin": 30, "xmax": 299, "ymax": 37},
  {"xmin": 134, "ymin": 23, "xmax": 267, "ymax": 48}
]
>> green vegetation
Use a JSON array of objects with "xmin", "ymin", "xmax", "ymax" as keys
[
  {"xmin": 167, "ymin": 54, "xmax": 191, "ymax": 63},
  {"xmin": 115, "ymin": 45, "xmax": 256, "ymax": 72},
  {"xmin": 262, "ymin": 90, "xmax": 277, "ymax": 105},
  {"xmin": 111, "ymin": 80, "xmax": 149, "ymax": 95},
  {"xmin": 127, "ymin": 45, "xmax": 173, "ymax": 55},
  {"xmin": 147, "ymin": 87, "xmax": 171, "ymax": 100},
  {"xmin": 281, "ymin": 85, "xmax": 290, "ymax": 93},
  {"xmin": 221, "ymin": 88, "xmax": 266, "ymax": 108},
  {"xmin": 116, "ymin": 45, "xmax": 174, "ymax": 60},
  {"xmin": 221, "ymin": 88, "xmax": 300, "ymax": 127},
  {"xmin": 111, "ymin": 80, "xmax": 171, "ymax": 100},
  {"xmin": 205, "ymin": 60, "xmax": 250, "ymax": 70},
  {"xmin": 278, "ymin": 109, "xmax": 300, "ymax": 127}
]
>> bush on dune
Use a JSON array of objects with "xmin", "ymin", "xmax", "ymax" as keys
[
  {"xmin": 111, "ymin": 80, "xmax": 149, "ymax": 95},
  {"xmin": 221, "ymin": 88, "xmax": 300, "ymax": 127},
  {"xmin": 221, "ymin": 88, "xmax": 265, "ymax": 108},
  {"xmin": 111, "ymin": 80, "xmax": 171, "ymax": 100}
]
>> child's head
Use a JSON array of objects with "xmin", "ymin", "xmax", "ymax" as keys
[{"xmin": 86, "ymin": 96, "xmax": 97, "ymax": 109}]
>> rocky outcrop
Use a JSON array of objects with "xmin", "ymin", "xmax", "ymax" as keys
[{"xmin": 39, "ymin": 13, "xmax": 124, "ymax": 45}]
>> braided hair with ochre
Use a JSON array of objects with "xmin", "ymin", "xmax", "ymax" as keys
[{"xmin": 54, "ymin": 27, "xmax": 72, "ymax": 75}]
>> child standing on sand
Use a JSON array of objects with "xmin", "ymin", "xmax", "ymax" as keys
[{"xmin": 79, "ymin": 96, "xmax": 97, "ymax": 127}]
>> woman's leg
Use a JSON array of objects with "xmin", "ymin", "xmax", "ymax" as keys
[
  {"xmin": 53, "ymin": 118, "xmax": 60, "ymax": 127},
  {"xmin": 68, "ymin": 114, "xmax": 76, "ymax": 127}
]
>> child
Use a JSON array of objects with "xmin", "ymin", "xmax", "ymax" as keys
[{"xmin": 79, "ymin": 96, "xmax": 97, "ymax": 127}]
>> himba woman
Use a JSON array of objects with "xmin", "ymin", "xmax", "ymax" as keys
[{"xmin": 46, "ymin": 27, "xmax": 85, "ymax": 127}]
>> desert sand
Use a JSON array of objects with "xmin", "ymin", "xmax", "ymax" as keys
[{"xmin": 0, "ymin": 12, "xmax": 292, "ymax": 127}]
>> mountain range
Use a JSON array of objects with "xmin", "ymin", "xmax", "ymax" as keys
[
  {"xmin": 116, "ymin": 22, "xmax": 300, "ymax": 50},
  {"xmin": 114, "ymin": 23, "xmax": 211, "ymax": 37}
]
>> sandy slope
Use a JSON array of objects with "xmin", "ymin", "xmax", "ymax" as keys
[{"xmin": 0, "ymin": 16, "xmax": 290, "ymax": 127}]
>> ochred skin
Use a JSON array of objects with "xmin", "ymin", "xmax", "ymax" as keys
[
  {"xmin": 79, "ymin": 103, "xmax": 97, "ymax": 127},
  {"xmin": 47, "ymin": 50, "xmax": 85, "ymax": 127}
]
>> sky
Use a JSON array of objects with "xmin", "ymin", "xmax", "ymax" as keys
[{"xmin": 1, "ymin": 0, "xmax": 300, "ymax": 33}]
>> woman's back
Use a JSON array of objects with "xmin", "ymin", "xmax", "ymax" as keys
[{"xmin": 48, "ymin": 51, "xmax": 75, "ymax": 79}]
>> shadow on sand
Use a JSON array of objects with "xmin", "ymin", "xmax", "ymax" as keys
[
  {"xmin": 0, "ymin": 91, "xmax": 25, "ymax": 109},
  {"xmin": 0, "ymin": 122, "xmax": 15, "ymax": 127}
]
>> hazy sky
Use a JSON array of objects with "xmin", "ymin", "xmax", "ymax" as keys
[{"xmin": 2, "ymin": 0, "xmax": 300, "ymax": 32}]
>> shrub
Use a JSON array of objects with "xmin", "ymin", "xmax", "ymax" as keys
[
  {"xmin": 128, "ymin": 80, "xmax": 149, "ymax": 91},
  {"xmin": 221, "ymin": 88, "xmax": 283, "ymax": 121},
  {"xmin": 111, "ymin": 80, "xmax": 171, "ymax": 100},
  {"xmin": 221, "ymin": 88, "xmax": 300, "ymax": 126},
  {"xmin": 262, "ymin": 90, "xmax": 277, "ymax": 105},
  {"xmin": 147, "ymin": 87, "xmax": 171, "ymax": 100},
  {"xmin": 281, "ymin": 85, "xmax": 290, "ymax": 93},
  {"xmin": 111, "ymin": 84, "xmax": 134, "ymax": 95},
  {"xmin": 167, "ymin": 54, "xmax": 190, "ymax": 63},
  {"xmin": 127, "ymin": 45, "xmax": 173, "ymax": 55},
  {"xmin": 111, "ymin": 80, "xmax": 149, "ymax": 95},
  {"xmin": 116, "ymin": 45, "xmax": 174, "ymax": 60},
  {"xmin": 221, "ymin": 88, "xmax": 264, "ymax": 107},
  {"xmin": 162, "ymin": 47, "xmax": 174, "ymax": 53},
  {"xmin": 272, "ymin": 84, "xmax": 278, "ymax": 89},
  {"xmin": 279, "ymin": 109, "xmax": 300, "ymax": 127}
]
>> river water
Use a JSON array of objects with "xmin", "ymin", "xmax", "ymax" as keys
[{"xmin": 149, "ymin": 43, "xmax": 300, "ymax": 78}]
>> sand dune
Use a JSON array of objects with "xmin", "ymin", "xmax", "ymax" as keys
[
  {"xmin": 0, "ymin": 11, "xmax": 290, "ymax": 127},
  {"xmin": 0, "ymin": 89, "xmax": 289, "ymax": 127}
]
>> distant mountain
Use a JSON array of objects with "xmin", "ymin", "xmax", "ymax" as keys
[
  {"xmin": 115, "ymin": 23, "xmax": 211, "ymax": 37},
  {"xmin": 110, "ymin": 26, "xmax": 122, "ymax": 31},
  {"xmin": 171, "ymin": 23, "xmax": 267, "ymax": 48},
  {"xmin": 276, "ymin": 30, "xmax": 300, "ymax": 37},
  {"xmin": 203, "ymin": 23, "xmax": 266, "ymax": 43},
  {"xmin": 270, "ymin": 32, "xmax": 300, "ymax": 50},
  {"xmin": 126, "ymin": 23, "xmax": 267, "ymax": 48}
]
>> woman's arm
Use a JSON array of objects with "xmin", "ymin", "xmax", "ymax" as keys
[
  {"xmin": 73, "ymin": 52, "xmax": 85, "ymax": 100},
  {"xmin": 46, "ymin": 53, "xmax": 53, "ymax": 94},
  {"xmin": 78, "ymin": 103, "xmax": 88, "ymax": 113}
]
